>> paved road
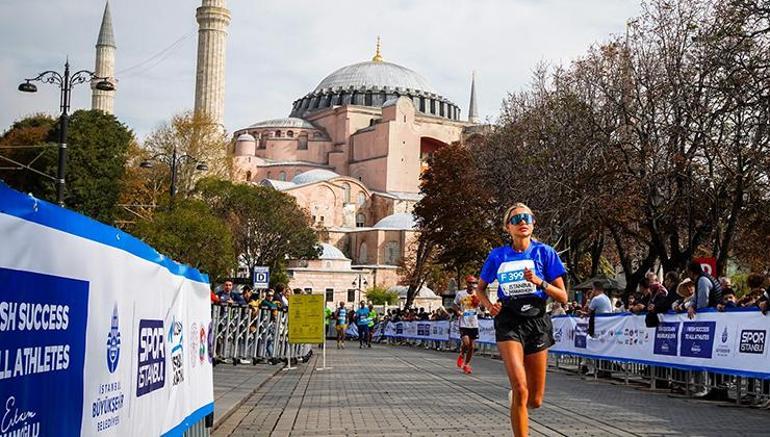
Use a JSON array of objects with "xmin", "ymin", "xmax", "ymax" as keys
[{"xmin": 213, "ymin": 343, "xmax": 769, "ymax": 436}]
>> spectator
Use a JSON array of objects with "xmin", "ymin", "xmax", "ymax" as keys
[
  {"xmin": 663, "ymin": 271, "xmax": 680, "ymax": 294},
  {"xmin": 550, "ymin": 302, "xmax": 566, "ymax": 316},
  {"xmin": 275, "ymin": 283, "xmax": 289, "ymax": 308},
  {"xmin": 671, "ymin": 279, "xmax": 694, "ymax": 313},
  {"xmin": 217, "ymin": 280, "xmax": 236, "ymax": 304},
  {"xmin": 717, "ymin": 288, "xmax": 737, "ymax": 311},
  {"xmin": 613, "ymin": 299, "xmax": 625, "ymax": 313},
  {"xmin": 739, "ymin": 273, "xmax": 768, "ymax": 309},
  {"xmin": 240, "ymin": 286, "xmax": 257, "ymax": 307},
  {"xmin": 418, "ymin": 307, "xmax": 430, "ymax": 321},
  {"xmin": 685, "ymin": 260, "xmax": 721, "ymax": 318},
  {"xmin": 629, "ymin": 278, "xmax": 654, "ymax": 314},
  {"xmin": 586, "ymin": 281, "xmax": 613, "ymax": 315}
]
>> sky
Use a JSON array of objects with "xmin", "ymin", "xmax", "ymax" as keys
[{"xmin": 0, "ymin": 0, "xmax": 642, "ymax": 140}]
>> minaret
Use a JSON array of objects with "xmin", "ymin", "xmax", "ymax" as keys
[
  {"xmin": 194, "ymin": 0, "xmax": 231, "ymax": 126},
  {"xmin": 468, "ymin": 71, "xmax": 479, "ymax": 124},
  {"xmin": 91, "ymin": 1, "xmax": 116, "ymax": 113}
]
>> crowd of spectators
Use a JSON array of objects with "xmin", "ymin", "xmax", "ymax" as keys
[{"xmin": 551, "ymin": 260, "xmax": 769, "ymax": 319}]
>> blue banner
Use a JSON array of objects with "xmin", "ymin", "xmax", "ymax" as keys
[{"xmin": 0, "ymin": 267, "xmax": 89, "ymax": 436}]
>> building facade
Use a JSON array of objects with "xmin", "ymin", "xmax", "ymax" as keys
[{"xmin": 232, "ymin": 45, "xmax": 481, "ymax": 304}]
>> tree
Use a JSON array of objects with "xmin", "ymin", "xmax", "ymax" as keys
[
  {"xmin": 0, "ymin": 114, "xmax": 57, "ymax": 196},
  {"xmin": 196, "ymin": 178, "xmax": 320, "ymax": 286},
  {"xmin": 365, "ymin": 286, "xmax": 400, "ymax": 305},
  {"xmin": 132, "ymin": 198, "xmax": 236, "ymax": 280},
  {"xmin": 0, "ymin": 110, "xmax": 134, "ymax": 223},
  {"xmin": 143, "ymin": 111, "xmax": 231, "ymax": 197},
  {"xmin": 415, "ymin": 142, "xmax": 500, "ymax": 278},
  {"xmin": 65, "ymin": 110, "xmax": 134, "ymax": 223}
]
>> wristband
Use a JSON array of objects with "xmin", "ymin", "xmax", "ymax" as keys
[{"xmin": 539, "ymin": 280, "xmax": 549, "ymax": 291}]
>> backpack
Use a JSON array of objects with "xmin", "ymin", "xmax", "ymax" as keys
[{"xmin": 701, "ymin": 273, "xmax": 722, "ymax": 307}]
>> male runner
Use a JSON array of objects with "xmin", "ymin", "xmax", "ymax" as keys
[
  {"xmin": 453, "ymin": 275, "xmax": 481, "ymax": 374},
  {"xmin": 333, "ymin": 301, "xmax": 347, "ymax": 349}
]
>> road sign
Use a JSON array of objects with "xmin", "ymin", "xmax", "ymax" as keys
[
  {"xmin": 253, "ymin": 266, "xmax": 270, "ymax": 288},
  {"xmin": 288, "ymin": 294, "xmax": 325, "ymax": 344}
]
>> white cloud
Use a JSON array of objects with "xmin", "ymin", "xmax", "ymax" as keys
[{"xmin": 0, "ymin": 0, "xmax": 641, "ymax": 139}]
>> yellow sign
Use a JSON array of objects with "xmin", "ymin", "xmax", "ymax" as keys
[{"xmin": 288, "ymin": 294, "xmax": 325, "ymax": 344}]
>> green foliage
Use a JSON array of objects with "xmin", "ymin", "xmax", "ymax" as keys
[
  {"xmin": 0, "ymin": 114, "xmax": 57, "ymax": 196},
  {"xmin": 132, "ymin": 198, "xmax": 236, "ymax": 279},
  {"xmin": 65, "ymin": 110, "xmax": 134, "ymax": 223},
  {"xmin": 195, "ymin": 178, "xmax": 321, "ymax": 277},
  {"xmin": 365, "ymin": 285, "xmax": 400, "ymax": 305},
  {"xmin": 0, "ymin": 111, "xmax": 134, "ymax": 224}
]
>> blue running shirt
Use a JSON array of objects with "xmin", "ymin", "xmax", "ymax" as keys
[{"xmin": 479, "ymin": 241, "xmax": 566, "ymax": 304}]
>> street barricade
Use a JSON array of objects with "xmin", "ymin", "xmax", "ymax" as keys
[
  {"xmin": 210, "ymin": 304, "xmax": 311, "ymax": 365},
  {"xmin": 377, "ymin": 310, "xmax": 770, "ymax": 404}
]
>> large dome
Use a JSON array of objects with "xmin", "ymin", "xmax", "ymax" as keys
[
  {"xmin": 290, "ymin": 52, "xmax": 460, "ymax": 121},
  {"xmin": 314, "ymin": 61, "xmax": 437, "ymax": 94}
]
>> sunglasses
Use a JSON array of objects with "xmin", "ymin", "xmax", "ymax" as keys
[{"xmin": 509, "ymin": 213, "xmax": 535, "ymax": 225}]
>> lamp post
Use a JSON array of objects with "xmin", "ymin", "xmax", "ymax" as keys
[
  {"xmin": 139, "ymin": 146, "xmax": 208, "ymax": 203},
  {"xmin": 352, "ymin": 273, "xmax": 368, "ymax": 305},
  {"xmin": 17, "ymin": 60, "xmax": 114, "ymax": 206}
]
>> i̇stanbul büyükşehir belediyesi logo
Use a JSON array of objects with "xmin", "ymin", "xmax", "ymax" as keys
[{"xmin": 107, "ymin": 304, "xmax": 120, "ymax": 373}]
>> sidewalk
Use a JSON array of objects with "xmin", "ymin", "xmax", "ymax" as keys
[
  {"xmin": 213, "ymin": 342, "xmax": 770, "ymax": 436},
  {"xmin": 212, "ymin": 362, "xmax": 285, "ymax": 429}
]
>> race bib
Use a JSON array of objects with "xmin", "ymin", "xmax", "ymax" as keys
[{"xmin": 497, "ymin": 259, "xmax": 537, "ymax": 297}]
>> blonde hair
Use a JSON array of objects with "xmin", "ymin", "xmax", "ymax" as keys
[{"xmin": 502, "ymin": 202, "xmax": 533, "ymax": 231}]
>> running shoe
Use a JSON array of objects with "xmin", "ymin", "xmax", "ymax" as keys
[
  {"xmin": 462, "ymin": 364, "xmax": 472, "ymax": 374},
  {"xmin": 456, "ymin": 354, "xmax": 464, "ymax": 368}
]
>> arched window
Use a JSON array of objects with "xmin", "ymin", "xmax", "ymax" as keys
[
  {"xmin": 385, "ymin": 241, "xmax": 400, "ymax": 264},
  {"xmin": 342, "ymin": 183, "xmax": 351, "ymax": 203},
  {"xmin": 287, "ymin": 130, "xmax": 294, "ymax": 138},
  {"xmin": 246, "ymin": 170, "xmax": 252, "ymax": 181},
  {"xmin": 275, "ymin": 130, "xmax": 281, "ymax": 137},
  {"xmin": 266, "ymin": 171, "xmax": 272, "ymax": 179},
  {"xmin": 358, "ymin": 242, "xmax": 368, "ymax": 264},
  {"xmin": 356, "ymin": 192, "xmax": 366, "ymax": 206},
  {"xmin": 278, "ymin": 171, "xmax": 287, "ymax": 181},
  {"xmin": 298, "ymin": 134, "xmax": 308, "ymax": 150},
  {"xmin": 356, "ymin": 213, "xmax": 365, "ymax": 228}
]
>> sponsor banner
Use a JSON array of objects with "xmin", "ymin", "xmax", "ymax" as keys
[
  {"xmin": 551, "ymin": 310, "xmax": 770, "ymax": 378},
  {"xmin": 384, "ymin": 319, "xmax": 497, "ymax": 344},
  {"xmin": 0, "ymin": 184, "xmax": 213, "ymax": 437}
]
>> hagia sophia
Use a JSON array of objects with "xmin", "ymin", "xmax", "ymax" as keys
[{"xmin": 90, "ymin": 0, "xmax": 485, "ymax": 306}]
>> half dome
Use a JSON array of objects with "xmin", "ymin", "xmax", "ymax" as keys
[
  {"xmin": 373, "ymin": 212, "xmax": 418, "ymax": 230},
  {"xmin": 291, "ymin": 169, "xmax": 340, "ymax": 185}
]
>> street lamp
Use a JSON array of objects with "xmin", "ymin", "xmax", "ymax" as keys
[
  {"xmin": 352, "ymin": 273, "xmax": 368, "ymax": 305},
  {"xmin": 139, "ymin": 145, "xmax": 208, "ymax": 201},
  {"xmin": 15, "ymin": 60, "xmax": 114, "ymax": 206}
]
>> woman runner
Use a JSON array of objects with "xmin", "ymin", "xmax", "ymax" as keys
[{"xmin": 476, "ymin": 203, "xmax": 568, "ymax": 437}]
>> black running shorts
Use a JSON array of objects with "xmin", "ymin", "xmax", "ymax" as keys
[
  {"xmin": 494, "ymin": 306, "xmax": 554, "ymax": 355},
  {"xmin": 459, "ymin": 327, "xmax": 479, "ymax": 340}
]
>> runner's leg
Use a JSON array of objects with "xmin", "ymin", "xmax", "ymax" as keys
[
  {"xmin": 498, "ymin": 340, "xmax": 528, "ymax": 437},
  {"xmin": 523, "ymin": 349, "xmax": 548, "ymax": 409},
  {"xmin": 465, "ymin": 338, "xmax": 475, "ymax": 364}
]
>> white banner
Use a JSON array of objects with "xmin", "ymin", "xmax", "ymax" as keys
[
  {"xmin": 0, "ymin": 184, "xmax": 214, "ymax": 436},
  {"xmin": 551, "ymin": 311, "xmax": 770, "ymax": 378},
  {"xmin": 380, "ymin": 311, "xmax": 770, "ymax": 378}
]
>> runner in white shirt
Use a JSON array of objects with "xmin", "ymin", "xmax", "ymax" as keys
[{"xmin": 453, "ymin": 275, "xmax": 481, "ymax": 374}]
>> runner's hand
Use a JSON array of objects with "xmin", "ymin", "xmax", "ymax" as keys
[
  {"xmin": 523, "ymin": 267, "xmax": 542, "ymax": 286},
  {"xmin": 489, "ymin": 302, "xmax": 502, "ymax": 316}
]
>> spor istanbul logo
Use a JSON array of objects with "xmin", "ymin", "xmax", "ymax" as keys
[{"xmin": 106, "ymin": 304, "xmax": 121, "ymax": 373}]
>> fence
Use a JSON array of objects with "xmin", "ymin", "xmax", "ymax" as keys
[
  {"xmin": 209, "ymin": 303, "xmax": 312, "ymax": 365},
  {"xmin": 375, "ymin": 311, "xmax": 770, "ymax": 406}
]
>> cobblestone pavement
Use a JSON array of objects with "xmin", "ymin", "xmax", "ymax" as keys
[{"xmin": 213, "ymin": 343, "xmax": 769, "ymax": 437}]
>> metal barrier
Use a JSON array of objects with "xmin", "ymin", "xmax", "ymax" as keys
[
  {"xmin": 210, "ymin": 304, "xmax": 313, "ymax": 365},
  {"xmin": 376, "ymin": 319, "xmax": 770, "ymax": 407}
]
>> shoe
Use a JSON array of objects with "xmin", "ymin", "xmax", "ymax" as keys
[
  {"xmin": 367, "ymin": 344, "xmax": 371, "ymax": 348},
  {"xmin": 456, "ymin": 354, "xmax": 464, "ymax": 368},
  {"xmin": 462, "ymin": 364, "xmax": 472, "ymax": 374}
]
